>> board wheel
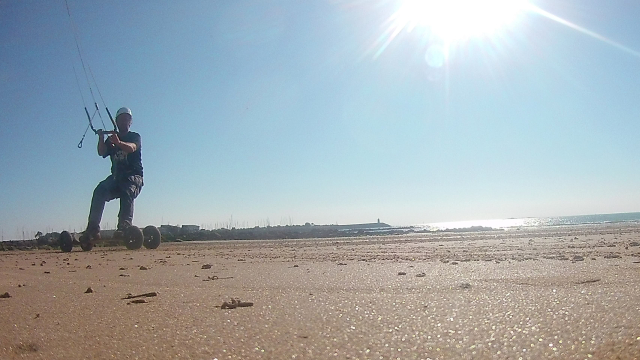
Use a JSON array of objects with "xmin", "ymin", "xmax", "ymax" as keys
[
  {"xmin": 143, "ymin": 225, "xmax": 161, "ymax": 249},
  {"xmin": 79, "ymin": 233, "xmax": 94, "ymax": 251},
  {"xmin": 123, "ymin": 226, "xmax": 144, "ymax": 250},
  {"xmin": 59, "ymin": 231, "xmax": 73, "ymax": 252}
]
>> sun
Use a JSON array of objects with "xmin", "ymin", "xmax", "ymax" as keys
[
  {"xmin": 371, "ymin": 0, "xmax": 530, "ymax": 64},
  {"xmin": 372, "ymin": 0, "xmax": 640, "ymax": 72},
  {"xmin": 395, "ymin": 0, "xmax": 528, "ymax": 42}
]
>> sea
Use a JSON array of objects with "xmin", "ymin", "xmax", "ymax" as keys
[{"xmin": 414, "ymin": 212, "xmax": 640, "ymax": 232}]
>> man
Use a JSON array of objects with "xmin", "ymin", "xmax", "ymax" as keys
[{"xmin": 84, "ymin": 107, "xmax": 143, "ymax": 240}]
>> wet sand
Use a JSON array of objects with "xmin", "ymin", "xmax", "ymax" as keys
[{"xmin": 1, "ymin": 225, "xmax": 640, "ymax": 359}]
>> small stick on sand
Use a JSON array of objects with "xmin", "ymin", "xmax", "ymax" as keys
[
  {"xmin": 218, "ymin": 298, "xmax": 254, "ymax": 309},
  {"xmin": 575, "ymin": 279, "xmax": 601, "ymax": 284},
  {"xmin": 203, "ymin": 275, "xmax": 233, "ymax": 281},
  {"xmin": 128, "ymin": 299, "xmax": 148, "ymax": 304},
  {"xmin": 122, "ymin": 292, "xmax": 158, "ymax": 300}
]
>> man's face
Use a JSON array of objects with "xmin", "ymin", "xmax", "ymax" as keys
[{"xmin": 116, "ymin": 114, "xmax": 132, "ymax": 133}]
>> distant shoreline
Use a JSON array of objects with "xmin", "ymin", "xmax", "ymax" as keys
[{"xmin": 6, "ymin": 219, "xmax": 640, "ymax": 252}]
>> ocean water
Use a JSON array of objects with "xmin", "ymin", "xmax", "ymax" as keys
[{"xmin": 416, "ymin": 212, "xmax": 640, "ymax": 232}]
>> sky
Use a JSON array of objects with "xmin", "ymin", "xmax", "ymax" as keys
[{"xmin": 2, "ymin": 0, "xmax": 640, "ymax": 239}]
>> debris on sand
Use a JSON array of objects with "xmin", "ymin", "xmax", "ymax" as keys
[
  {"xmin": 203, "ymin": 275, "xmax": 233, "ymax": 281},
  {"xmin": 0, "ymin": 292, "xmax": 11, "ymax": 298},
  {"xmin": 459, "ymin": 282, "xmax": 472, "ymax": 289},
  {"xmin": 575, "ymin": 279, "xmax": 601, "ymax": 285},
  {"xmin": 127, "ymin": 299, "xmax": 147, "ymax": 304},
  {"xmin": 201, "ymin": 264, "xmax": 212, "ymax": 269},
  {"xmin": 15, "ymin": 342, "xmax": 39, "ymax": 353},
  {"xmin": 416, "ymin": 273, "xmax": 426, "ymax": 277},
  {"xmin": 397, "ymin": 272, "xmax": 407, "ymax": 276},
  {"xmin": 218, "ymin": 298, "xmax": 254, "ymax": 309},
  {"xmin": 139, "ymin": 266, "xmax": 149, "ymax": 270},
  {"xmin": 86, "ymin": 265, "xmax": 92, "ymax": 269},
  {"xmin": 85, "ymin": 287, "xmax": 94, "ymax": 294},
  {"xmin": 122, "ymin": 292, "xmax": 157, "ymax": 300}
]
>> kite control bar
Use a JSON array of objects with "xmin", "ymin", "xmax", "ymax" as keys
[{"xmin": 77, "ymin": 103, "xmax": 118, "ymax": 148}]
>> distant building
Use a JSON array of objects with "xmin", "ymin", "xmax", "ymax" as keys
[
  {"xmin": 160, "ymin": 225, "xmax": 180, "ymax": 235},
  {"xmin": 181, "ymin": 225, "xmax": 200, "ymax": 234}
]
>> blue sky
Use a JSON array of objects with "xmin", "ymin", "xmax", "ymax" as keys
[{"xmin": 2, "ymin": 0, "xmax": 640, "ymax": 238}]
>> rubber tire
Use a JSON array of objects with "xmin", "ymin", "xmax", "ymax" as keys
[
  {"xmin": 143, "ymin": 225, "xmax": 161, "ymax": 249},
  {"xmin": 59, "ymin": 231, "xmax": 73, "ymax": 253},
  {"xmin": 123, "ymin": 226, "xmax": 144, "ymax": 250},
  {"xmin": 79, "ymin": 233, "xmax": 94, "ymax": 251}
]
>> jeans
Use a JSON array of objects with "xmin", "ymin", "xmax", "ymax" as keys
[{"xmin": 88, "ymin": 174, "xmax": 143, "ymax": 230}]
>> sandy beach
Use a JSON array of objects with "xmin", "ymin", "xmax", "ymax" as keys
[{"xmin": 1, "ymin": 224, "xmax": 640, "ymax": 359}]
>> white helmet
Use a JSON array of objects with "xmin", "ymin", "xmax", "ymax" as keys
[{"xmin": 115, "ymin": 107, "xmax": 132, "ymax": 118}]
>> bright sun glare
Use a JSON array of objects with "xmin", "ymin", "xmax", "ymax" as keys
[
  {"xmin": 396, "ymin": 0, "xmax": 527, "ymax": 42},
  {"xmin": 373, "ymin": 0, "xmax": 531, "ymax": 63},
  {"xmin": 374, "ymin": 0, "xmax": 640, "ymax": 71}
]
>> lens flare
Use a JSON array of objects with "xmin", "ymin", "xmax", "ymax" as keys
[
  {"xmin": 425, "ymin": 44, "xmax": 446, "ymax": 68},
  {"xmin": 525, "ymin": 3, "xmax": 640, "ymax": 59}
]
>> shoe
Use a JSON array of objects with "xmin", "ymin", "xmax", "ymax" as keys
[
  {"xmin": 115, "ymin": 221, "xmax": 133, "ymax": 236},
  {"xmin": 84, "ymin": 223, "xmax": 101, "ymax": 242},
  {"xmin": 113, "ymin": 224, "xmax": 129, "ymax": 239}
]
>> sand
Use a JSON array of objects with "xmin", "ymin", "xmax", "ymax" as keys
[{"xmin": 1, "ymin": 224, "xmax": 640, "ymax": 359}]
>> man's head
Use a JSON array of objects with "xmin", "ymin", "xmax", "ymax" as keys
[{"xmin": 115, "ymin": 107, "xmax": 132, "ymax": 134}]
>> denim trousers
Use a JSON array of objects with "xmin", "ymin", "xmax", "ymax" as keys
[{"xmin": 88, "ymin": 174, "xmax": 143, "ymax": 230}]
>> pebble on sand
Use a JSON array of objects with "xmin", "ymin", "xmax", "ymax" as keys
[{"xmin": 0, "ymin": 292, "xmax": 11, "ymax": 298}]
